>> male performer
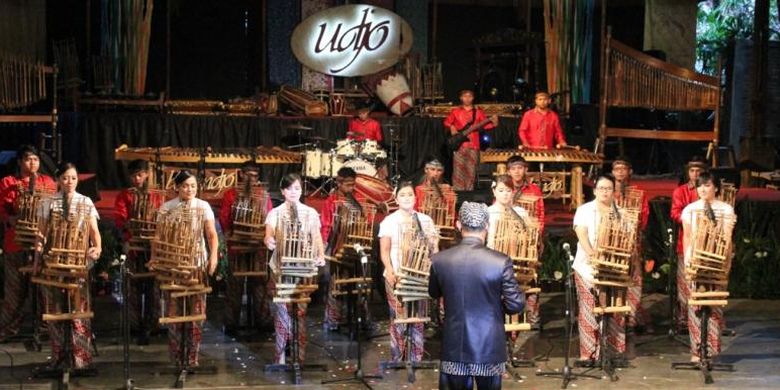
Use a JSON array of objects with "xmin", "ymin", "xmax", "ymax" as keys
[
  {"xmin": 320, "ymin": 167, "xmax": 368, "ymax": 330},
  {"xmin": 517, "ymin": 91, "xmax": 567, "ymax": 149},
  {"xmin": 414, "ymin": 158, "xmax": 447, "ymax": 208},
  {"xmin": 505, "ymin": 155, "xmax": 545, "ymax": 232},
  {"xmin": 0, "ymin": 145, "xmax": 56, "ymax": 341},
  {"xmin": 670, "ymin": 155, "xmax": 708, "ymax": 329},
  {"xmin": 347, "ymin": 106, "xmax": 383, "ymax": 142},
  {"xmin": 114, "ymin": 159, "xmax": 162, "ymax": 344},
  {"xmin": 612, "ymin": 156, "xmax": 652, "ymax": 332},
  {"xmin": 429, "ymin": 202, "xmax": 524, "ymax": 390},
  {"xmin": 444, "ymin": 89, "xmax": 498, "ymax": 191},
  {"xmin": 219, "ymin": 160, "xmax": 273, "ymax": 334}
]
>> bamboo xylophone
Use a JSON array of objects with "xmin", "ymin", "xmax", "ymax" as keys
[
  {"xmin": 480, "ymin": 148, "xmax": 603, "ymax": 165},
  {"xmin": 114, "ymin": 144, "xmax": 302, "ymax": 165}
]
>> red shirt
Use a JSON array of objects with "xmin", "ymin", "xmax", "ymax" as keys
[
  {"xmin": 615, "ymin": 183, "xmax": 650, "ymax": 230},
  {"xmin": 514, "ymin": 181, "xmax": 546, "ymax": 233},
  {"xmin": 0, "ymin": 174, "xmax": 56, "ymax": 253},
  {"xmin": 414, "ymin": 183, "xmax": 457, "ymax": 220},
  {"xmin": 443, "ymin": 106, "xmax": 495, "ymax": 150},
  {"xmin": 319, "ymin": 191, "xmax": 368, "ymax": 242},
  {"xmin": 671, "ymin": 183, "xmax": 698, "ymax": 253},
  {"xmin": 218, "ymin": 187, "xmax": 273, "ymax": 234},
  {"xmin": 518, "ymin": 109, "xmax": 566, "ymax": 149},
  {"xmin": 347, "ymin": 118, "xmax": 383, "ymax": 142}
]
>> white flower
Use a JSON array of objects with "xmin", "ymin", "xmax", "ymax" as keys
[
  {"xmin": 743, "ymin": 238, "xmax": 751, "ymax": 244},
  {"xmin": 651, "ymin": 272, "xmax": 661, "ymax": 279},
  {"xmin": 120, "ymin": 254, "xmax": 127, "ymax": 261},
  {"xmin": 761, "ymin": 251, "xmax": 769, "ymax": 258},
  {"xmin": 553, "ymin": 271, "xmax": 563, "ymax": 280},
  {"xmin": 754, "ymin": 251, "xmax": 763, "ymax": 258}
]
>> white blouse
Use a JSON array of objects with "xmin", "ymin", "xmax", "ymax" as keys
[
  {"xmin": 37, "ymin": 192, "xmax": 99, "ymax": 224},
  {"xmin": 487, "ymin": 203, "xmax": 528, "ymax": 246},
  {"xmin": 377, "ymin": 210, "xmax": 437, "ymax": 275},
  {"xmin": 571, "ymin": 200, "xmax": 604, "ymax": 283},
  {"xmin": 159, "ymin": 197, "xmax": 215, "ymax": 266}
]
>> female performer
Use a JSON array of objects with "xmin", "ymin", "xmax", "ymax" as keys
[
  {"xmin": 158, "ymin": 170, "xmax": 219, "ymax": 367},
  {"xmin": 572, "ymin": 175, "xmax": 626, "ymax": 362},
  {"xmin": 263, "ymin": 173, "xmax": 325, "ymax": 365},
  {"xmin": 378, "ymin": 182, "xmax": 438, "ymax": 362},
  {"xmin": 680, "ymin": 172, "xmax": 735, "ymax": 362},
  {"xmin": 35, "ymin": 162, "xmax": 101, "ymax": 369}
]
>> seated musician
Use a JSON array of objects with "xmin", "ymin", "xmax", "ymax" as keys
[
  {"xmin": 378, "ymin": 181, "xmax": 438, "ymax": 363},
  {"xmin": 158, "ymin": 170, "xmax": 219, "ymax": 367},
  {"xmin": 517, "ymin": 92, "xmax": 567, "ymax": 149},
  {"xmin": 114, "ymin": 159, "xmax": 162, "ymax": 344},
  {"xmin": 263, "ymin": 173, "xmax": 326, "ymax": 365},
  {"xmin": 680, "ymin": 172, "xmax": 734, "ymax": 363},
  {"xmin": 429, "ymin": 201, "xmax": 524, "ymax": 390},
  {"xmin": 0, "ymin": 145, "xmax": 55, "ymax": 341},
  {"xmin": 506, "ymin": 155, "xmax": 545, "ymax": 233},
  {"xmin": 413, "ymin": 158, "xmax": 452, "ymax": 211},
  {"xmin": 670, "ymin": 155, "xmax": 708, "ymax": 330},
  {"xmin": 35, "ymin": 162, "xmax": 101, "ymax": 369},
  {"xmin": 572, "ymin": 175, "xmax": 626, "ymax": 363},
  {"xmin": 218, "ymin": 160, "xmax": 273, "ymax": 335},
  {"xmin": 347, "ymin": 106, "xmax": 383, "ymax": 143},
  {"xmin": 444, "ymin": 89, "xmax": 498, "ymax": 191},
  {"xmin": 611, "ymin": 157, "xmax": 652, "ymax": 333},
  {"xmin": 320, "ymin": 167, "xmax": 366, "ymax": 331}
]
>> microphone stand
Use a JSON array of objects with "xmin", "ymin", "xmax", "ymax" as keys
[
  {"xmin": 536, "ymin": 244, "xmax": 601, "ymax": 389},
  {"xmin": 322, "ymin": 247, "xmax": 383, "ymax": 389}
]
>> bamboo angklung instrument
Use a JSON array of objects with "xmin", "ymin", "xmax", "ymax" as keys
[
  {"xmin": 148, "ymin": 204, "xmax": 211, "ymax": 324},
  {"xmin": 418, "ymin": 181, "xmax": 457, "ymax": 243},
  {"xmin": 718, "ymin": 181, "xmax": 738, "ymax": 208},
  {"xmin": 393, "ymin": 219, "xmax": 436, "ymax": 324},
  {"xmin": 31, "ymin": 200, "xmax": 94, "ymax": 321},
  {"xmin": 590, "ymin": 207, "xmax": 639, "ymax": 315},
  {"xmin": 329, "ymin": 199, "xmax": 376, "ymax": 298},
  {"xmin": 685, "ymin": 207, "xmax": 736, "ymax": 307},
  {"xmin": 227, "ymin": 180, "xmax": 270, "ymax": 278},
  {"xmin": 13, "ymin": 175, "xmax": 55, "ymax": 250},
  {"xmin": 271, "ymin": 210, "xmax": 320, "ymax": 304}
]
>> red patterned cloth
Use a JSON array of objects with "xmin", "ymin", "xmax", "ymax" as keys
[
  {"xmin": 165, "ymin": 292, "xmax": 205, "ymax": 366},
  {"xmin": 688, "ymin": 305, "xmax": 722, "ymax": 358},
  {"xmin": 347, "ymin": 118, "xmax": 383, "ymax": 142},
  {"xmin": 517, "ymin": 109, "xmax": 566, "ymax": 149},
  {"xmin": 443, "ymin": 106, "xmax": 495, "ymax": 150},
  {"xmin": 452, "ymin": 148, "xmax": 479, "ymax": 191},
  {"xmin": 42, "ymin": 285, "xmax": 93, "ymax": 368},
  {"xmin": 513, "ymin": 181, "xmax": 545, "ymax": 233},
  {"xmin": 385, "ymin": 279, "xmax": 425, "ymax": 362},
  {"xmin": 0, "ymin": 252, "xmax": 30, "ymax": 339},
  {"xmin": 574, "ymin": 273, "xmax": 626, "ymax": 360},
  {"xmin": 269, "ymin": 276, "xmax": 308, "ymax": 364},
  {"xmin": 0, "ymin": 174, "xmax": 56, "ymax": 253}
]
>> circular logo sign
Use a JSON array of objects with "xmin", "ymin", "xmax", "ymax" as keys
[{"xmin": 291, "ymin": 4, "xmax": 414, "ymax": 77}]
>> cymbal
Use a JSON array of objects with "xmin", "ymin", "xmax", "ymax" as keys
[
  {"xmin": 286, "ymin": 123, "xmax": 314, "ymax": 131},
  {"xmin": 281, "ymin": 135, "xmax": 334, "ymax": 146},
  {"xmin": 308, "ymin": 136, "xmax": 336, "ymax": 145}
]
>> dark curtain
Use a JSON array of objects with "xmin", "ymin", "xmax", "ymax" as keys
[{"xmin": 75, "ymin": 113, "xmax": 520, "ymax": 189}]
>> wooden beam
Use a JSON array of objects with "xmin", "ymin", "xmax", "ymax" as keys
[{"xmin": 604, "ymin": 128, "xmax": 715, "ymax": 142}]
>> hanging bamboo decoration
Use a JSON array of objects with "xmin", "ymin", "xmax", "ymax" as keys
[{"xmin": 122, "ymin": 0, "xmax": 154, "ymax": 95}]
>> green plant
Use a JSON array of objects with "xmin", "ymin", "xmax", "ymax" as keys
[{"xmin": 539, "ymin": 233, "xmax": 576, "ymax": 284}]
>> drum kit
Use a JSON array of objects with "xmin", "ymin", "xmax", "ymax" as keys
[{"xmin": 301, "ymin": 134, "xmax": 387, "ymax": 179}]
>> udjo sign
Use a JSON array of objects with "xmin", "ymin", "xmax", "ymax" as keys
[{"xmin": 291, "ymin": 4, "xmax": 413, "ymax": 77}]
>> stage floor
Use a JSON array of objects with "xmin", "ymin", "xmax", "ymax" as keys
[{"xmin": 1, "ymin": 292, "xmax": 779, "ymax": 389}]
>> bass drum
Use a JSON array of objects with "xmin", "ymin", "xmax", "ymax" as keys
[
  {"xmin": 304, "ymin": 149, "xmax": 324, "ymax": 177},
  {"xmin": 342, "ymin": 158, "xmax": 377, "ymax": 178},
  {"xmin": 321, "ymin": 152, "xmax": 343, "ymax": 178},
  {"xmin": 355, "ymin": 174, "xmax": 398, "ymax": 215}
]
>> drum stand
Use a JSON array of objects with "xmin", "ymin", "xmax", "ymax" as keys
[
  {"xmin": 537, "ymin": 244, "xmax": 601, "ymax": 389},
  {"xmin": 322, "ymin": 254, "xmax": 382, "ymax": 389},
  {"xmin": 264, "ymin": 301, "xmax": 326, "ymax": 385},
  {"xmin": 671, "ymin": 306, "xmax": 735, "ymax": 384},
  {"xmin": 33, "ymin": 288, "xmax": 98, "ymax": 390}
]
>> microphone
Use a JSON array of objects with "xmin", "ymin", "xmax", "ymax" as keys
[
  {"xmin": 562, "ymin": 242, "xmax": 574, "ymax": 262},
  {"xmin": 354, "ymin": 243, "xmax": 369, "ymax": 264},
  {"xmin": 667, "ymin": 228, "xmax": 674, "ymax": 246}
]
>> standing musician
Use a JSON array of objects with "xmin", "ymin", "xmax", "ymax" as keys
[
  {"xmin": 347, "ymin": 106, "xmax": 383, "ymax": 143},
  {"xmin": 429, "ymin": 202, "xmax": 524, "ymax": 390},
  {"xmin": 611, "ymin": 157, "xmax": 652, "ymax": 332},
  {"xmin": 320, "ymin": 167, "xmax": 367, "ymax": 331},
  {"xmin": 114, "ymin": 159, "xmax": 163, "ymax": 344},
  {"xmin": 670, "ymin": 155, "xmax": 708, "ymax": 329},
  {"xmin": 34, "ymin": 162, "xmax": 101, "ymax": 369},
  {"xmin": 158, "ymin": 170, "xmax": 219, "ymax": 367},
  {"xmin": 444, "ymin": 89, "xmax": 498, "ymax": 191},
  {"xmin": 218, "ymin": 161, "xmax": 273, "ymax": 334},
  {"xmin": 572, "ymin": 175, "xmax": 626, "ymax": 363},
  {"xmin": 263, "ymin": 173, "xmax": 326, "ymax": 365},
  {"xmin": 517, "ymin": 91, "xmax": 567, "ymax": 149},
  {"xmin": 0, "ymin": 145, "xmax": 56, "ymax": 341},
  {"xmin": 378, "ymin": 182, "xmax": 438, "ymax": 363},
  {"xmin": 506, "ymin": 155, "xmax": 545, "ymax": 233},
  {"xmin": 414, "ymin": 158, "xmax": 446, "ymax": 207},
  {"xmin": 680, "ymin": 172, "xmax": 735, "ymax": 362}
]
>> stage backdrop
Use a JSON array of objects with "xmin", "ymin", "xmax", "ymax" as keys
[{"xmin": 72, "ymin": 113, "xmax": 521, "ymax": 189}]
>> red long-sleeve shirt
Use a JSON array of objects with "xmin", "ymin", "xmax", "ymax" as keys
[
  {"xmin": 114, "ymin": 188, "xmax": 166, "ymax": 242},
  {"xmin": 347, "ymin": 118, "xmax": 383, "ymax": 142},
  {"xmin": 414, "ymin": 183, "xmax": 457, "ymax": 221},
  {"xmin": 0, "ymin": 174, "xmax": 56, "ymax": 253},
  {"xmin": 218, "ymin": 187, "xmax": 273, "ymax": 234},
  {"xmin": 671, "ymin": 183, "xmax": 698, "ymax": 253},
  {"xmin": 518, "ymin": 109, "xmax": 566, "ymax": 149},
  {"xmin": 514, "ymin": 181, "xmax": 546, "ymax": 234},
  {"xmin": 443, "ymin": 106, "xmax": 495, "ymax": 150}
]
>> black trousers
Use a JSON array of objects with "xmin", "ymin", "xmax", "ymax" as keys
[{"xmin": 439, "ymin": 372, "xmax": 502, "ymax": 390}]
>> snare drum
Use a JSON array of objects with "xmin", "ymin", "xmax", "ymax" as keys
[
  {"xmin": 304, "ymin": 149, "xmax": 324, "ymax": 177},
  {"xmin": 343, "ymin": 158, "xmax": 377, "ymax": 177},
  {"xmin": 336, "ymin": 139, "xmax": 356, "ymax": 159}
]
